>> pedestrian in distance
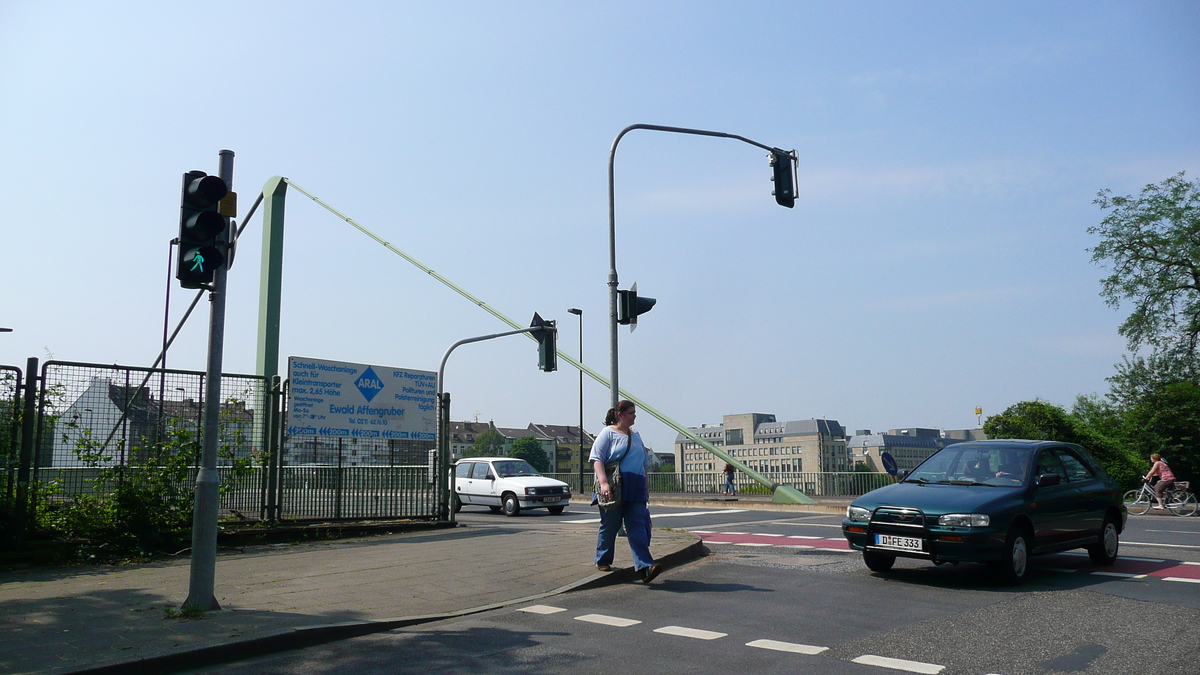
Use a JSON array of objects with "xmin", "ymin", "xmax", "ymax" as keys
[
  {"xmin": 1145, "ymin": 453, "xmax": 1177, "ymax": 510},
  {"xmin": 722, "ymin": 462, "xmax": 737, "ymax": 496},
  {"xmin": 591, "ymin": 399, "xmax": 662, "ymax": 583}
]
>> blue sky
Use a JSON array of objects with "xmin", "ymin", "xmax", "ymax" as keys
[{"xmin": 2, "ymin": 1, "xmax": 1197, "ymax": 454}]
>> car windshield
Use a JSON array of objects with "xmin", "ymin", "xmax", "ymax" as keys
[
  {"xmin": 905, "ymin": 446, "xmax": 1033, "ymax": 487},
  {"xmin": 493, "ymin": 460, "xmax": 539, "ymax": 478}
]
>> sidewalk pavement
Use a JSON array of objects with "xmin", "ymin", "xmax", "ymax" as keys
[{"xmin": 1, "ymin": 501, "xmax": 732, "ymax": 675}]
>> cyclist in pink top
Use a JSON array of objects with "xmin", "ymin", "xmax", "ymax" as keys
[{"xmin": 1145, "ymin": 453, "xmax": 1177, "ymax": 510}]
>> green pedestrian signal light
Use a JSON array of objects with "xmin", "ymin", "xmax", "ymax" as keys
[
  {"xmin": 530, "ymin": 312, "xmax": 558, "ymax": 372},
  {"xmin": 617, "ymin": 282, "xmax": 656, "ymax": 331},
  {"xmin": 770, "ymin": 149, "xmax": 797, "ymax": 208},
  {"xmin": 177, "ymin": 170, "xmax": 229, "ymax": 289}
]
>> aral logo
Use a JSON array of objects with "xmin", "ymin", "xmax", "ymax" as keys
[{"xmin": 355, "ymin": 367, "xmax": 384, "ymax": 402}]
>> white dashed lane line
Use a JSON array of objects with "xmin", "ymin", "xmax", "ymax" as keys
[
  {"xmin": 852, "ymin": 654, "xmax": 945, "ymax": 674},
  {"xmin": 574, "ymin": 614, "xmax": 641, "ymax": 627},
  {"xmin": 1164, "ymin": 577, "xmax": 1200, "ymax": 584},
  {"xmin": 518, "ymin": 605, "xmax": 566, "ymax": 614},
  {"xmin": 1091, "ymin": 571, "xmax": 1148, "ymax": 579},
  {"xmin": 746, "ymin": 639, "xmax": 828, "ymax": 655},
  {"xmin": 654, "ymin": 625, "xmax": 727, "ymax": 640}
]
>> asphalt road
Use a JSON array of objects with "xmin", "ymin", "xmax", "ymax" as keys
[{"xmin": 189, "ymin": 504, "xmax": 1200, "ymax": 675}]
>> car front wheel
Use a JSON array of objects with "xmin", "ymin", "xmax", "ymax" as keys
[
  {"xmin": 501, "ymin": 493, "xmax": 521, "ymax": 517},
  {"xmin": 863, "ymin": 550, "xmax": 895, "ymax": 572},
  {"xmin": 995, "ymin": 525, "xmax": 1030, "ymax": 585},
  {"xmin": 1087, "ymin": 517, "xmax": 1119, "ymax": 565}
]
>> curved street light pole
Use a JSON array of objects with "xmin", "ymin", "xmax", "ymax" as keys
[{"xmin": 608, "ymin": 124, "xmax": 795, "ymax": 411}]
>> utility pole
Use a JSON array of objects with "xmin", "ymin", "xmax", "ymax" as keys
[{"xmin": 184, "ymin": 149, "xmax": 234, "ymax": 612}]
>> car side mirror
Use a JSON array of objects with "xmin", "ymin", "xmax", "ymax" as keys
[
  {"xmin": 1037, "ymin": 473, "xmax": 1061, "ymax": 488},
  {"xmin": 487, "ymin": 473, "xmax": 495, "ymax": 481},
  {"xmin": 898, "ymin": 470, "xmax": 910, "ymax": 480}
]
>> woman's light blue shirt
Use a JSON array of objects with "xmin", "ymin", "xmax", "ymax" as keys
[{"xmin": 588, "ymin": 426, "xmax": 649, "ymax": 474}]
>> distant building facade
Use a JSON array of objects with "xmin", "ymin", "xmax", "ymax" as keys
[
  {"xmin": 675, "ymin": 413, "xmax": 849, "ymax": 475},
  {"xmin": 847, "ymin": 427, "xmax": 987, "ymax": 473}
]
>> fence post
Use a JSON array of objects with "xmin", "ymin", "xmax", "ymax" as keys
[
  {"xmin": 264, "ymin": 375, "xmax": 282, "ymax": 522},
  {"xmin": 14, "ymin": 357, "xmax": 37, "ymax": 536},
  {"xmin": 335, "ymin": 437, "xmax": 343, "ymax": 519}
]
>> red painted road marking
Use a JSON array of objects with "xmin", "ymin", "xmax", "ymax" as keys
[{"xmin": 1038, "ymin": 553, "xmax": 1200, "ymax": 579}]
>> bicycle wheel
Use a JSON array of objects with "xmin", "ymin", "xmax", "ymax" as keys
[
  {"xmin": 1124, "ymin": 489, "xmax": 1151, "ymax": 515},
  {"xmin": 1168, "ymin": 491, "xmax": 1198, "ymax": 517}
]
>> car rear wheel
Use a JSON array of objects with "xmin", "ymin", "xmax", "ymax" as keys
[
  {"xmin": 1168, "ymin": 492, "xmax": 1198, "ymax": 517},
  {"xmin": 501, "ymin": 493, "xmax": 521, "ymax": 517},
  {"xmin": 995, "ymin": 525, "xmax": 1030, "ymax": 585},
  {"xmin": 452, "ymin": 493, "xmax": 462, "ymax": 513},
  {"xmin": 1087, "ymin": 516, "xmax": 1119, "ymax": 565},
  {"xmin": 863, "ymin": 550, "xmax": 895, "ymax": 572},
  {"xmin": 548, "ymin": 506, "xmax": 565, "ymax": 515}
]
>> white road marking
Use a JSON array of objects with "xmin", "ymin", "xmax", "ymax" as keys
[
  {"xmin": 1123, "ymin": 541, "xmax": 1200, "ymax": 550},
  {"xmin": 1119, "ymin": 556, "xmax": 1166, "ymax": 562},
  {"xmin": 720, "ymin": 531, "xmax": 749, "ymax": 535},
  {"xmin": 1147, "ymin": 529, "xmax": 1200, "ymax": 535},
  {"xmin": 1163, "ymin": 577, "xmax": 1200, "ymax": 584},
  {"xmin": 562, "ymin": 518, "xmax": 601, "ymax": 523},
  {"xmin": 746, "ymin": 639, "xmax": 828, "ymax": 654},
  {"xmin": 1035, "ymin": 567, "xmax": 1079, "ymax": 573},
  {"xmin": 780, "ymin": 545, "xmax": 815, "ymax": 549},
  {"xmin": 690, "ymin": 530, "xmax": 715, "ymax": 534},
  {"xmin": 653, "ymin": 509, "xmax": 748, "ymax": 518},
  {"xmin": 734, "ymin": 542, "xmax": 774, "ymax": 547},
  {"xmin": 574, "ymin": 614, "xmax": 641, "ymax": 627},
  {"xmin": 852, "ymin": 654, "xmax": 945, "ymax": 673},
  {"xmin": 653, "ymin": 625, "xmax": 727, "ymax": 640},
  {"xmin": 1184, "ymin": 562, "xmax": 1200, "ymax": 565},
  {"xmin": 518, "ymin": 605, "xmax": 566, "ymax": 614},
  {"xmin": 786, "ymin": 535, "xmax": 824, "ymax": 539},
  {"xmin": 1091, "ymin": 571, "xmax": 1147, "ymax": 579},
  {"xmin": 758, "ymin": 533, "xmax": 785, "ymax": 537}
]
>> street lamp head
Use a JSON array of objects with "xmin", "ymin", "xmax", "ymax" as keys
[{"xmin": 567, "ymin": 308, "xmax": 582, "ymax": 315}]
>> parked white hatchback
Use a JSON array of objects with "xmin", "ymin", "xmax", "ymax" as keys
[{"xmin": 453, "ymin": 457, "xmax": 572, "ymax": 516}]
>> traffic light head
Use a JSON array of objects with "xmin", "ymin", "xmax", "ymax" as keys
[
  {"xmin": 770, "ymin": 150, "xmax": 796, "ymax": 208},
  {"xmin": 530, "ymin": 312, "xmax": 558, "ymax": 372},
  {"xmin": 617, "ymin": 282, "xmax": 656, "ymax": 331},
  {"xmin": 177, "ymin": 170, "xmax": 229, "ymax": 288}
]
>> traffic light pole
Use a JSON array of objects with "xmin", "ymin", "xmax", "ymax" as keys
[
  {"xmin": 184, "ymin": 149, "xmax": 234, "ymax": 612},
  {"xmin": 436, "ymin": 322, "xmax": 556, "ymax": 521},
  {"xmin": 607, "ymin": 124, "xmax": 796, "ymax": 411}
]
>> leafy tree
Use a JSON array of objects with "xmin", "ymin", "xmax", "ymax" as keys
[
  {"xmin": 465, "ymin": 428, "xmax": 504, "ymax": 457},
  {"xmin": 508, "ymin": 436, "xmax": 549, "ymax": 472},
  {"xmin": 1123, "ymin": 381, "xmax": 1200, "ymax": 482},
  {"xmin": 1090, "ymin": 172, "xmax": 1200, "ymax": 386},
  {"xmin": 983, "ymin": 400, "xmax": 1078, "ymax": 443}
]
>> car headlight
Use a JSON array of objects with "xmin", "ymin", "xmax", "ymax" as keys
[
  {"xmin": 938, "ymin": 513, "xmax": 990, "ymax": 527},
  {"xmin": 524, "ymin": 487, "xmax": 536, "ymax": 495},
  {"xmin": 846, "ymin": 506, "xmax": 871, "ymax": 523}
]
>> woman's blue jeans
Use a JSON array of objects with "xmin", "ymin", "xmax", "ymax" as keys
[
  {"xmin": 724, "ymin": 476, "xmax": 736, "ymax": 494},
  {"xmin": 595, "ymin": 500, "xmax": 654, "ymax": 571}
]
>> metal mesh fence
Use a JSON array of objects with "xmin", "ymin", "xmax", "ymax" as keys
[
  {"xmin": 33, "ymin": 361, "xmax": 268, "ymax": 519},
  {"xmin": 2, "ymin": 365, "xmax": 21, "ymax": 508}
]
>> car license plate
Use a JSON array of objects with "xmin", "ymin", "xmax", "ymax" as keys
[
  {"xmin": 544, "ymin": 496, "xmax": 560, "ymax": 503},
  {"xmin": 875, "ymin": 534, "xmax": 922, "ymax": 551}
]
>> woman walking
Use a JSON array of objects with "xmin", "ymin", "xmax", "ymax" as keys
[{"xmin": 591, "ymin": 399, "xmax": 662, "ymax": 583}]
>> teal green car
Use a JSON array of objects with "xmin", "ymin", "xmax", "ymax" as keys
[{"xmin": 841, "ymin": 440, "xmax": 1126, "ymax": 584}]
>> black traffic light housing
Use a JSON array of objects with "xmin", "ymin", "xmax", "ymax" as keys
[
  {"xmin": 617, "ymin": 282, "xmax": 656, "ymax": 330},
  {"xmin": 530, "ymin": 312, "xmax": 557, "ymax": 372},
  {"xmin": 177, "ymin": 170, "xmax": 230, "ymax": 289},
  {"xmin": 770, "ymin": 149, "xmax": 797, "ymax": 208}
]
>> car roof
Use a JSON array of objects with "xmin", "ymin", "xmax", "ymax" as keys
[
  {"xmin": 455, "ymin": 457, "xmax": 521, "ymax": 463},
  {"xmin": 946, "ymin": 439, "xmax": 1084, "ymax": 451}
]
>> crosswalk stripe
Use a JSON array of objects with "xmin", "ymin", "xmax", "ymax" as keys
[
  {"xmin": 852, "ymin": 654, "xmax": 945, "ymax": 673},
  {"xmin": 518, "ymin": 605, "xmax": 566, "ymax": 614},
  {"xmin": 746, "ymin": 639, "xmax": 828, "ymax": 654},
  {"xmin": 1163, "ymin": 577, "xmax": 1200, "ymax": 584},
  {"xmin": 654, "ymin": 625, "xmax": 727, "ymax": 640},
  {"xmin": 574, "ymin": 614, "xmax": 641, "ymax": 627}
]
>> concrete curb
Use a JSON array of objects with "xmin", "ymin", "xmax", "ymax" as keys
[{"xmin": 63, "ymin": 535, "xmax": 706, "ymax": 675}]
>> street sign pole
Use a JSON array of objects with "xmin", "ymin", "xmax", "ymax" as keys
[{"xmin": 184, "ymin": 149, "xmax": 234, "ymax": 612}]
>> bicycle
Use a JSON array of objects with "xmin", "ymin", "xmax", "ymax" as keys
[{"xmin": 1123, "ymin": 480, "xmax": 1197, "ymax": 517}]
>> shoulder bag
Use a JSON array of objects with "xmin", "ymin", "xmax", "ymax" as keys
[{"xmin": 597, "ymin": 440, "xmax": 627, "ymax": 511}]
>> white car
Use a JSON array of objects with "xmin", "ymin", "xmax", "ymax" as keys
[{"xmin": 453, "ymin": 457, "xmax": 571, "ymax": 516}]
